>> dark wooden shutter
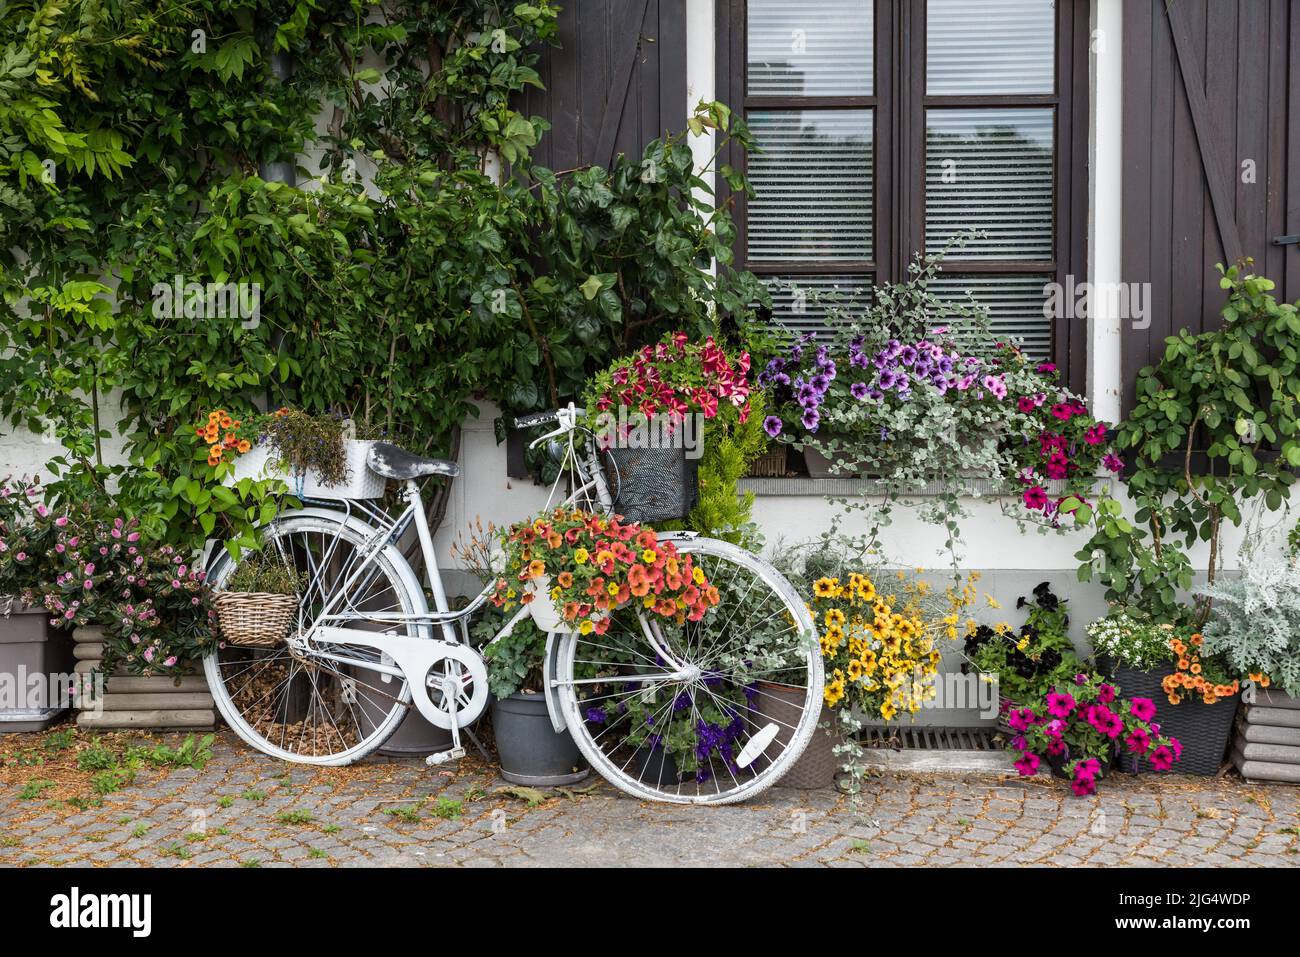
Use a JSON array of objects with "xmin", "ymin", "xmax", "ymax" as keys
[
  {"xmin": 1122, "ymin": 0, "xmax": 1300, "ymax": 411},
  {"xmin": 522, "ymin": 0, "xmax": 688, "ymax": 172}
]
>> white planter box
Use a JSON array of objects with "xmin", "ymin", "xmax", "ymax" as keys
[{"xmin": 224, "ymin": 439, "xmax": 386, "ymax": 500}]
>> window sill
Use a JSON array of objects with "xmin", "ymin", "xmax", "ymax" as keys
[{"xmin": 738, "ymin": 477, "xmax": 1110, "ymax": 499}]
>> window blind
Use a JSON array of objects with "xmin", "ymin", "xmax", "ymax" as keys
[
  {"xmin": 930, "ymin": 273, "xmax": 1053, "ymax": 359},
  {"xmin": 926, "ymin": 0, "xmax": 1055, "ymax": 95},
  {"xmin": 925, "ymin": 108, "xmax": 1054, "ymax": 260},
  {"xmin": 747, "ymin": 0, "xmax": 873, "ymax": 97},
  {"xmin": 747, "ymin": 110, "xmax": 873, "ymax": 262}
]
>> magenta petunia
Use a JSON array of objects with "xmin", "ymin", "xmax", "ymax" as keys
[
  {"xmin": 1129, "ymin": 697, "xmax": 1157, "ymax": 722},
  {"xmin": 1046, "ymin": 691, "xmax": 1075, "ymax": 718},
  {"xmin": 1148, "ymin": 744, "xmax": 1175, "ymax": 771},
  {"xmin": 1125, "ymin": 728, "xmax": 1151, "ymax": 755},
  {"xmin": 1014, "ymin": 751, "xmax": 1040, "ymax": 777}
]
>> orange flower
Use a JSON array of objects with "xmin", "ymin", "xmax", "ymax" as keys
[
  {"xmin": 1178, "ymin": 658, "xmax": 1190, "ymax": 670},
  {"xmin": 236, "ymin": 440, "xmax": 251, "ymax": 453},
  {"xmin": 1261, "ymin": 674, "xmax": 1271, "ymax": 688},
  {"xmin": 1190, "ymin": 633, "xmax": 1203, "ymax": 646},
  {"xmin": 1171, "ymin": 638, "xmax": 1186, "ymax": 656},
  {"xmin": 526, "ymin": 559, "xmax": 545, "ymax": 579},
  {"xmin": 219, "ymin": 414, "xmax": 233, "ymax": 428},
  {"xmin": 1168, "ymin": 694, "xmax": 1181, "ymax": 705},
  {"xmin": 1190, "ymin": 662, "xmax": 1201, "ymax": 674},
  {"xmin": 557, "ymin": 571, "xmax": 573, "ymax": 588}
]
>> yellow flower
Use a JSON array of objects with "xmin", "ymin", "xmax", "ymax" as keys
[
  {"xmin": 641, "ymin": 548, "xmax": 658, "ymax": 564},
  {"xmin": 880, "ymin": 699, "xmax": 897, "ymax": 721},
  {"xmin": 986, "ymin": 595, "xmax": 1001, "ymax": 609},
  {"xmin": 579, "ymin": 619, "xmax": 594, "ymax": 635},
  {"xmin": 573, "ymin": 548, "xmax": 589, "ymax": 564},
  {"xmin": 692, "ymin": 566, "xmax": 706, "ymax": 585},
  {"xmin": 607, "ymin": 582, "xmax": 619, "ymax": 597},
  {"xmin": 824, "ymin": 608, "xmax": 846, "ymax": 628},
  {"xmin": 813, "ymin": 577, "xmax": 841, "ymax": 599},
  {"xmin": 596, "ymin": 550, "xmax": 615, "ymax": 565}
]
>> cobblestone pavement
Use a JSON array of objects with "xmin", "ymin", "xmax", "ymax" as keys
[{"xmin": 2, "ymin": 729, "xmax": 1299, "ymax": 867}]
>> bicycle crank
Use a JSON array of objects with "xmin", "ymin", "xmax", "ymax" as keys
[{"xmin": 312, "ymin": 629, "xmax": 489, "ymax": 731}]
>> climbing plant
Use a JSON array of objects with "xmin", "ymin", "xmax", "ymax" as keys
[{"xmin": 0, "ymin": 1, "xmax": 764, "ymax": 553}]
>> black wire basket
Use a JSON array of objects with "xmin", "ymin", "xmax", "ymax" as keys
[{"xmin": 604, "ymin": 445, "xmax": 699, "ymax": 525}]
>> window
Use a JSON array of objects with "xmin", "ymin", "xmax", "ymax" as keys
[{"xmin": 719, "ymin": 0, "xmax": 1089, "ymax": 388}]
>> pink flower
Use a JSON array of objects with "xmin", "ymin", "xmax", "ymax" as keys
[
  {"xmin": 1148, "ymin": 745, "xmax": 1175, "ymax": 771},
  {"xmin": 1075, "ymin": 757, "xmax": 1102, "ymax": 781},
  {"xmin": 1125, "ymin": 728, "xmax": 1151, "ymax": 754},
  {"xmin": 1071, "ymin": 776, "xmax": 1097, "ymax": 797},
  {"xmin": 1096, "ymin": 683, "xmax": 1116, "ymax": 704},
  {"xmin": 1046, "ymin": 691, "xmax": 1075, "ymax": 718},
  {"xmin": 1023, "ymin": 486, "xmax": 1049, "ymax": 511},
  {"xmin": 1129, "ymin": 697, "xmax": 1157, "ymax": 722},
  {"xmin": 163, "ymin": 656, "xmax": 177, "ymax": 667},
  {"xmin": 1008, "ymin": 707, "xmax": 1036, "ymax": 732},
  {"xmin": 1050, "ymin": 403, "xmax": 1075, "ymax": 421},
  {"xmin": 1084, "ymin": 423, "xmax": 1108, "ymax": 445},
  {"xmin": 1014, "ymin": 751, "xmax": 1040, "ymax": 777}
]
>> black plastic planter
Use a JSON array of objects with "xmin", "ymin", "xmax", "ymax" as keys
[{"xmin": 1099, "ymin": 658, "xmax": 1237, "ymax": 776}]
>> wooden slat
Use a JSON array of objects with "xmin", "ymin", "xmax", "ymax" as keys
[
  {"xmin": 1166, "ymin": 0, "xmax": 1244, "ymax": 265},
  {"xmin": 594, "ymin": 0, "xmax": 653, "ymax": 169}
]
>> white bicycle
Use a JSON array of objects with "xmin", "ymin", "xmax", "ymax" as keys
[{"xmin": 203, "ymin": 407, "xmax": 822, "ymax": 804}]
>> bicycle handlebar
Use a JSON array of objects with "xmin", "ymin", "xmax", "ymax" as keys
[{"xmin": 512, "ymin": 406, "xmax": 587, "ymax": 429}]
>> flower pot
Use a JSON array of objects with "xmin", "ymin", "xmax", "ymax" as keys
[
  {"xmin": 225, "ymin": 439, "xmax": 386, "ymax": 500},
  {"xmin": 801, "ymin": 443, "xmax": 865, "ymax": 479},
  {"xmin": 0, "ymin": 602, "xmax": 74, "ymax": 732},
  {"xmin": 633, "ymin": 741, "xmax": 681, "ymax": 786},
  {"xmin": 490, "ymin": 692, "xmax": 589, "ymax": 786},
  {"xmin": 755, "ymin": 681, "xmax": 840, "ymax": 788},
  {"xmin": 524, "ymin": 576, "xmax": 565, "ymax": 632},
  {"xmin": 1099, "ymin": 658, "xmax": 1238, "ymax": 776},
  {"xmin": 605, "ymin": 444, "xmax": 698, "ymax": 523},
  {"xmin": 215, "ymin": 591, "xmax": 297, "ymax": 647}
]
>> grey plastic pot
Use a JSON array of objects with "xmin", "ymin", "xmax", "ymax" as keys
[
  {"xmin": 0, "ymin": 603, "xmax": 74, "ymax": 732},
  {"xmin": 490, "ymin": 692, "xmax": 588, "ymax": 786}
]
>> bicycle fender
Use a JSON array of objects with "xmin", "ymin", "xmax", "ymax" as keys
[{"xmin": 543, "ymin": 632, "xmax": 568, "ymax": 733}]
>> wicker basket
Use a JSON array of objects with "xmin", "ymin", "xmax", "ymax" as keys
[
  {"xmin": 1098, "ymin": 657, "xmax": 1238, "ymax": 776},
  {"xmin": 747, "ymin": 446, "xmax": 789, "ymax": 478},
  {"xmin": 215, "ymin": 591, "xmax": 298, "ymax": 647}
]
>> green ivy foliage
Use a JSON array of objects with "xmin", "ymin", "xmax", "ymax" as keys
[
  {"xmin": 1071, "ymin": 263, "xmax": 1300, "ymax": 624},
  {"xmin": 0, "ymin": 2, "xmax": 764, "ymax": 554}
]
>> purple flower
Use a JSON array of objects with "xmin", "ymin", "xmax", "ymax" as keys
[
  {"xmin": 801, "ymin": 408, "xmax": 821, "ymax": 432},
  {"xmin": 850, "ymin": 382, "xmax": 869, "ymax": 400},
  {"xmin": 763, "ymin": 416, "xmax": 783, "ymax": 438}
]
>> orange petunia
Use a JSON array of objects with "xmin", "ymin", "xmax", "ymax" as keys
[
  {"xmin": 237, "ymin": 439, "xmax": 251, "ymax": 453},
  {"xmin": 1168, "ymin": 694, "xmax": 1182, "ymax": 705},
  {"xmin": 1178, "ymin": 658, "xmax": 1190, "ymax": 670},
  {"xmin": 1190, "ymin": 633, "xmax": 1203, "ymax": 646}
]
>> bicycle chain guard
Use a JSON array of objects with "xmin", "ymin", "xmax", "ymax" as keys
[{"xmin": 312, "ymin": 629, "xmax": 489, "ymax": 731}]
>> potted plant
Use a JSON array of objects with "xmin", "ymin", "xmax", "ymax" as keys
[
  {"xmin": 199, "ymin": 406, "xmax": 386, "ymax": 501},
  {"xmin": 795, "ymin": 567, "xmax": 969, "ymax": 788},
  {"xmin": 962, "ymin": 583, "xmax": 1086, "ymax": 727},
  {"xmin": 1009, "ymin": 672, "xmax": 1182, "ymax": 795},
  {"xmin": 756, "ymin": 252, "xmax": 1119, "ymax": 505},
  {"xmin": 214, "ymin": 549, "xmax": 302, "ymax": 648},
  {"xmin": 1088, "ymin": 612, "xmax": 1240, "ymax": 776},
  {"xmin": 1198, "ymin": 526, "xmax": 1300, "ymax": 781},
  {"xmin": 485, "ymin": 508, "xmax": 724, "ymax": 784},
  {"xmin": 0, "ymin": 478, "xmax": 74, "ymax": 731},
  {"xmin": 581, "ymin": 332, "xmax": 756, "ymax": 525}
]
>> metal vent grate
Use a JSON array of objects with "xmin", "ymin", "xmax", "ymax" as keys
[{"xmin": 857, "ymin": 726, "xmax": 1000, "ymax": 752}]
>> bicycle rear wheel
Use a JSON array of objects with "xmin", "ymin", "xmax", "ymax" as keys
[
  {"xmin": 204, "ymin": 510, "xmax": 425, "ymax": 765},
  {"xmin": 553, "ymin": 536, "xmax": 822, "ymax": 804}
]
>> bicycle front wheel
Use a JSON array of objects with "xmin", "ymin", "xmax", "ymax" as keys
[
  {"xmin": 554, "ymin": 537, "xmax": 822, "ymax": 804},
  {"xmin": 204, "ymin": 510, "xmax": 424, "ymax": 765}
]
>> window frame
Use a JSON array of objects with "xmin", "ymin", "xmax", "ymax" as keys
[{"xmin": 716, "ymin": 0, "xmax": 1091, "ymax": 393}]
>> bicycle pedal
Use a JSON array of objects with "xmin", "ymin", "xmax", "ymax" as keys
[{"xmin": 425, "ymin": 747, "xmax": 467, "ymax": 767}]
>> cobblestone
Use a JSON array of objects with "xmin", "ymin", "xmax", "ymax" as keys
[{"xmin": 2, "ymin": 730, "xmax": 1299, "ymax": 867}]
